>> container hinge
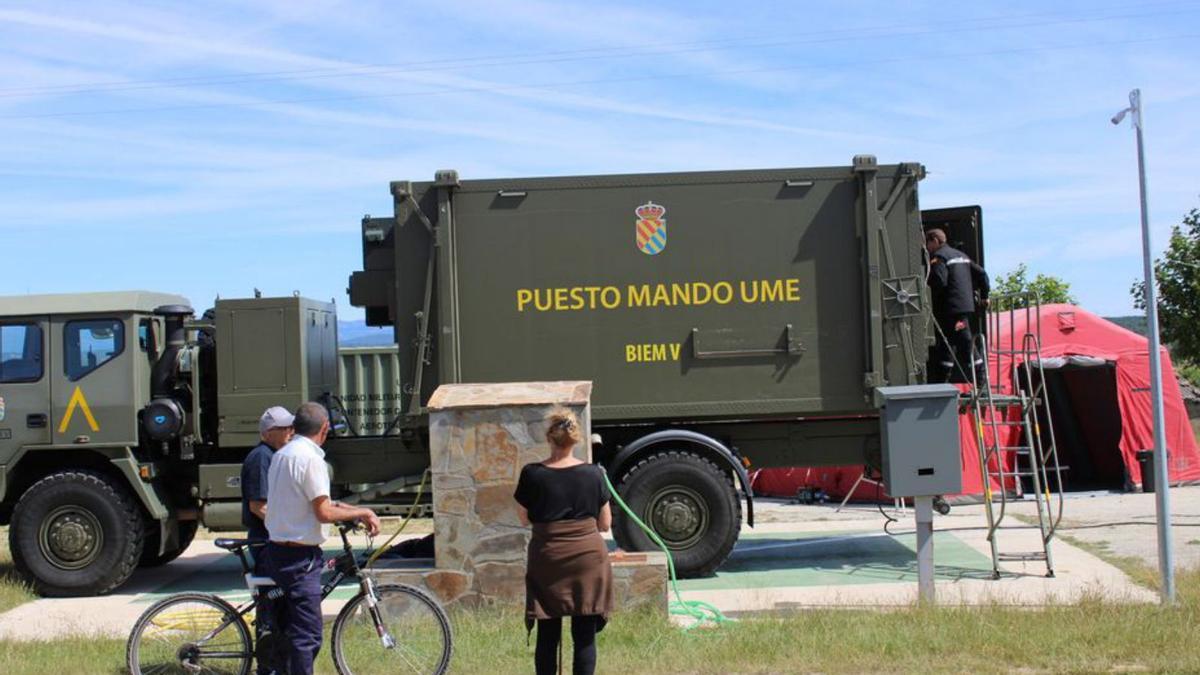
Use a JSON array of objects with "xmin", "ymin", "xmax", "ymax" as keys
[
  {"xmin": 412, "ymin": 311, "xmax": 433, "ymax": 366},
  {"xmin": 409, "ymin": 239, "xmax": 437, "ymax": 415}
]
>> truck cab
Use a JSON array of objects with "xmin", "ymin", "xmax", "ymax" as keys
[
  {"xmin": 0, "ymin": 291, "xmax": 196, "ymax": 596},
  {"xmin": 0, "ymin": 290, "xmax": 347, "ymax": 596}
]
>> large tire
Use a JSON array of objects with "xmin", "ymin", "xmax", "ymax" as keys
[
  {"xmin": 9, "ymin": 470, "xmax": 144, "ymax": 596},
  {"xmin": 139, "ymin": 520, "xmax": 199, "ymax": 568},
  {"xmin": 612, "ymin": 450, "xmax": 741, "ymax": 578}
]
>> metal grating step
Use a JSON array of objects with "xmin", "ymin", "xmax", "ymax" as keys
[
  {"xmin": 997, "ymin": 552, "xmax": 1049, "ymax": 562},
  {"xmin": 979, "ymin": 396, "xmax": 1025, "ymax": 407}
]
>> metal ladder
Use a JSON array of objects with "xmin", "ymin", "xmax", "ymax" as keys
[{"xmin": 969, "ymin": 295, "xmax": 1066, "ymax": 579}]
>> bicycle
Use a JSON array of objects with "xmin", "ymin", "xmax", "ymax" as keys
[{"xmin": 125, "ymin": 521, "xmax": 453, "ymax": 674}]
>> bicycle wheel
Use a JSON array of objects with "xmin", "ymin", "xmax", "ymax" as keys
[
  {"xmin": 331, "ymin": 583, "xmax": 453, "ymax": 675},
  {"xmin": 126, "ymin": 592, "xmax": 253, "ymax": 675}
]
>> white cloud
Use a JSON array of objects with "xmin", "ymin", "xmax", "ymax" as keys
[{"xmin": 0, "ymin": 0, "xmax": 1197, "ymax": 319}]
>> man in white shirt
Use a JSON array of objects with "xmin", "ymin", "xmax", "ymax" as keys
[{"xmin": 264, "ymin": 402, "xmax": 380, "ymax": 675}]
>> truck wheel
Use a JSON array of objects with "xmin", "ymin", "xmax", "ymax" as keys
[
  {"xmin": 612, "ymin": 450, "xmax": 741, "ymax": 578},
  {"xmin": 139, "ymin": 520, "xmax": 199, "ymax": 568},
  {"xmin": 9, "ymin": 470, "xmax": 144, "ymax": 596}
]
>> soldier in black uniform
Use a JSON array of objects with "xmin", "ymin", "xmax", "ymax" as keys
[{"xmin": 925, "ymin": 228, "xmax": 990, "ymax": 384}]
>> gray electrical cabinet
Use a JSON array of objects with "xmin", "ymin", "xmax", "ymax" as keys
[{"xmin": 874, "ymin": 384, "xmax": 962, "ymax": 497}]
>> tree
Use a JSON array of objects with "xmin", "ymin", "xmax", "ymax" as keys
[
  {"xmin": 1131, "ymin": 207, "xmax": 1200, "ymax": 364},
  {"xmin": 991, "ymin": 263, "xmax": 1077, "ymax": 310}
]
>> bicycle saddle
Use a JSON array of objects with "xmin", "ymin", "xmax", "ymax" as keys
[{"xmin": 213, "ymin": 538, "xmax": 253, "ymax": 551}]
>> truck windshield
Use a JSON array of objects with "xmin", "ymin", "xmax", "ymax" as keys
[
  {"xmin": 64, "ymin": 319, "xmax": 124, "ymax": 381},
  {"xmin": 0, "ymin": 323, "xmax": 43, "ymax": 383}
]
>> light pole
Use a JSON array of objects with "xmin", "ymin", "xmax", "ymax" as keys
[{"xmin": 1112, "ymin": 88, "xmax": 1174, "ymax": 604}]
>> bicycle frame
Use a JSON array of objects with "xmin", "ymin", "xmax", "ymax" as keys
[{"xmin": 194, "ymin": 523, "xmax": 384, "ymax": 652}]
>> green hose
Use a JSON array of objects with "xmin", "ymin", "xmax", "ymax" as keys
[{"xmin": 601, "ymin": 470, "xmax": 733, "ymax": 630}]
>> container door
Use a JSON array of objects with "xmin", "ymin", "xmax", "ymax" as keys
[
  {"xmin": 51, "ymin": 315, "xmax": 137, "ymax": 445},
  {"xmin": 922, "ymin": 206, "xmax": 984, "ymax": 267},
  {"xmin": 0, "ymin": 319, "xmax": 51, "ymax": 449},
  {"xmin": 305, "ymin": 306, "xmax": 338, "ymax": 399},
  {"xmin": 923, "ymin": 205, "xmax": 987, "ymax": 338}
]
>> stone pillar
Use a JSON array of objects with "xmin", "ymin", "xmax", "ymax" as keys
[
  {"xmin": 374, "ymin": 380, "xmax": 667, "ymax": 613},
  {"xmin": 426, "ymin": 381, "xmax": 593, "ymax": 606}
]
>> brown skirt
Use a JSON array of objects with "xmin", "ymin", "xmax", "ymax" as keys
[{"xmin": 526, "ymin": 518, "xmax": 613, "ymax": 627}]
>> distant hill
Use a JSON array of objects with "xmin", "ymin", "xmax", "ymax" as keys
[
  {"xmin": 338, "ymin": 320, "xmax": 394, "ymax": 347},
  {"xmin": 1105, "ymin": 315, "xmax": 1148, "ymax": 337}
]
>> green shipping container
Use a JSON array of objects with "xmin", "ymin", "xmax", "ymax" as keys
[
  {"xmin": 352, "ymin": 156, "xmax": 935, "ymax": 423},
  {"xmin": 349, "ymin": 155, "xmax": 983, "ymax": 577}
]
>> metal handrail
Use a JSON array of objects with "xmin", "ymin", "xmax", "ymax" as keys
[{"xmin": 967, "ymin": 290, "xmax": 1064, "ymax": 579}]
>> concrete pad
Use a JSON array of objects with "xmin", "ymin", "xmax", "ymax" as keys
[
  {"xmin": 669, "ymin": 502, "xmax": 1158, "ymax": 618},
  {"xmin": 2, "ymin": 489, "xmax": 1182, "ymax": 640},
  {"xmin": 0, "ymin": 540, "xmax": 233, "ymax": 641},
  {"xmin": 0, "ymin": 537, "xmax": 421, "ymax": 642}
]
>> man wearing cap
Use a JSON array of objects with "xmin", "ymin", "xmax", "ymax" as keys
[
  {"xmin": 242, "ymin": 406, "xmax": 293, "ymax": 675},
  {"xmin": 243, "ymin": 406, "xmax": 295, "ymax": 548},
  {"xmin": 265, "ymin": 402, "xmax": 380, "ymax": 675}
]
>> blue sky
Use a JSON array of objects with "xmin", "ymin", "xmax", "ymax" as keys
[{"xmin": 0, "ymin": 1, "xmax": 1197, "ymax": 319}]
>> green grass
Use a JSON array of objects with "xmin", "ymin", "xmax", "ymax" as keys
[
  {"xmin": 0, "ymin": 527, "xmax": 35, "ymax": 615},
  {"xmin": 3, "ymin": 575, "xmax": 1200, "ymax": 674},
  {"xmin": 4, "ymin": 528, "xmax": 1200, "ymax": 673}
]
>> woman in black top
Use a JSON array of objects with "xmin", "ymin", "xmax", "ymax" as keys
[{"xmin": 514, "ymin": 408, "xmax": 613, "ymax": 675}]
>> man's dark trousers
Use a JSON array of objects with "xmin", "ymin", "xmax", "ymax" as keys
[
  {"xmin": 265, "ymin": 543, "xmax": 324, "ymax": 675},
  {"xmin": 250, "ymin": 544, "xmax": 284, "ymax": 675},
  {"xmin": 933, "ymin": 313, "xmax": 981, "ymax": 384}
]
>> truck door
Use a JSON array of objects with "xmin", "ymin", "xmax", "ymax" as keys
[
  {"xmin": 923, "ymin": 205, "xmax": 987, "ymax": 340},
  {"xmin": 922, "ymin": 205, "xmax": 984, "ymax": 267},
  {"xmin": 0, "ymin": 319, "xmax": 51, "ymax": 449},
  {"xmin": 50, "ymin": 315, "xmax": 137, "ymax": 445}
]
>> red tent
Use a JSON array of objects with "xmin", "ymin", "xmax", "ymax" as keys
[{"xmin": 753, "ymin": 304, "xmax": 1200, "ymax": 501}]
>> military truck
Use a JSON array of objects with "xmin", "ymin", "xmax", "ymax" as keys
[
  {"xmin": 0, "ymin": 293, "xmax": 427, "ymax": 595},
  {"xmin": 0, "ymin": 156, "xmax": 983, "ymax": 595},
  {"xmin": 349, "ymin": 156, "xmax": 983, "ymax": 578}
]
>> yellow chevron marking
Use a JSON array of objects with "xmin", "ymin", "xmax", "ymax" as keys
[{"xmin": 58, "ymin": 386, "xmax": 99, "ymax": 433}]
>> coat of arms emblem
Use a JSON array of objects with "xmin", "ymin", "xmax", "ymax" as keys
[{"xmin": 635, "ymin": 202, "xmax": 667, "ymax": 255}]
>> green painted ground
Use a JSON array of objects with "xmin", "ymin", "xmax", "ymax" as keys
[{"xmin": 678, "ymin": 530, "xmax": 994, "ymax": 591}]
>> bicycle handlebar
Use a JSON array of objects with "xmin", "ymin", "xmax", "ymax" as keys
[{"xmin": 336, "ymin": 519, "xmax": 364, "ymax": 533}]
